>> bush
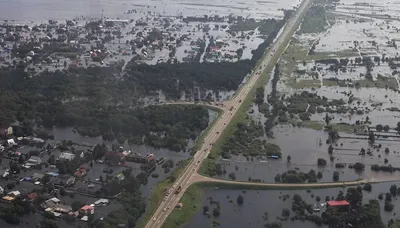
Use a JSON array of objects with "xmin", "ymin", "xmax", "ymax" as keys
[
  {"xmin": 385, "ymin": 202, "xmax": 395, "ymax": 212},
  {"xmin": 363, "ymin": 183, "xmax": 372, "ymax": 192}
]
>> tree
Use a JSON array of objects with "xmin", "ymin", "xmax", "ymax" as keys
[
  {"xmin": 346, "ymin": 187, "xmax": 363, "ymax": 207},
  {"xmin": 328, "ymin": 130, "xmax": 339, "ymax": 141},
  {"xmin": 40, "ymin": 219, "xmax": 58, "ymax": 228},
  {"xmin": 368, "ymin": 131, "xmax": 375, "ymax": 143},
  {"xmin": 325, "ymin": 113, "xmax": 330, "ymax": 125},
  {"xmin": 203, "ymin": 205, "xmax": 209, "ymax": 214},
  {"xmin": 99, "ymin": 175, "xmax": 104, "ymax": 183},
  {"xmin": 316, "ymin": 196, "xmax": 321, "ymax": 202},
  {"xmin": 287, "ymin": 155, "xmax": 291, "ymax": 163},
  {"xmin": 264, "ymin": 222, "xmax": 282, "ymax": 228},
  {"xmin": 317, "ymin": 158, "xmax": 327, "ymax": 166},
  {"xmin": 71, "ymin": 201, "xmax": 83, "ymax": 211},
  {"xmin": 317, "ymin": 171, "xmax": 323, "ymax": 179},
  {"xmin": 237, "ymin": 195, "xmax": 244, "ymax": 205},
  {"xmin": 363, "ymin": 183, "xmax": 372, "ymax": 192},
  {"xmin": 333, "ymin": 171, "xmax": 339, "ymax": 182},
  {"xmin": 328, "ymin": 145, "xmax": 334, "ymax": 154},
  {"xmin": 383, "ymin": 125, "xmax": 390, "ymax": 132},
  {"xmin": 281, "ymin": 208, "xmax": 290, "ymax": 217},
  {"xmin": 47, "ymin": 155, "xmax": 56, "ymax": 165},
  {"xmin": 42, "ymin": 174, "xmax": 51, "ymax": 185},
  {"xmin": 212, "ymin": 207, "xmax": 220, "ymax": 217},
  {"xmin": 390, "ymin": 184, "xmax": 397, "ymax": 196},
  {"xmin": 376, "ymin": 124, "xmax": 383, "ymax": 132},
  {"xmin": 385, "ymin": 201, "xmax": 395, "ymax": 212}
]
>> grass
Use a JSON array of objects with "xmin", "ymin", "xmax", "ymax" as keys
[
  {"xmin": 230, "ymin": 19, "xmax": 261, "ymax": 32},
  {"xmin": 298, "ymin": 5, "xmax": 328, "ymax": 34},
  {"xmin": 137, "ymin": 159, "xmax": 192, "ymax": 228},
  {"xmin": 162, "ymin": 183, "xmax": 203, "ymax": 228},
  {"xmin": 287, "ymin": 79, "xmax": 321, "ymax": 89},
  {"xmin": 306, "ymin": 49, "xmax": 358, "ymax": 60},
  {"xmin": 302, "ymin": 121, "xmax": 325, "ymax": 130},
  {"xmin": 322, "ymin": 78, "xmax": 398, "ymax": 89},
  {"xmin": 327, "ymin": 123, "xmax": 356, "ymax": 133}
]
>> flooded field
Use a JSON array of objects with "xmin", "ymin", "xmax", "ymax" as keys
[{"xmin": 186, "ymin": 181, "xmax": 400, "ymax": 228}]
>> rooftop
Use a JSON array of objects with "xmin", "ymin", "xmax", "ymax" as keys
[{"xmin": 327, "ymin": 200, "xmax": 350, "ymax": 206}]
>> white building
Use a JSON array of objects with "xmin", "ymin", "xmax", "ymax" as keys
[{"xmin": 59, "ymin": 152, "xmax": 75, "ymax": 161}]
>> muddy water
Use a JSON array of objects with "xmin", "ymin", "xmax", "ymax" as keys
[
  {"xmin": 186, "ymin": 181, "xmax": 400, "ymax": 228},
  {"xmin": 0, "ymin": 0, "xmax": 301, "ymax": 22}
]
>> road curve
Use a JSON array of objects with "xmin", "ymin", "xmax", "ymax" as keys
[
  {"xmin": 145, "ymin": 0, "xmax": 314, "ymax": 227},
  {"xmin": 191, "ymin": 173, "xmax": 399, "ymax": 189}
]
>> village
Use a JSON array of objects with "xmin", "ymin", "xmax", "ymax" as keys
[
  {"xmin": 0, "ymin": 123, "xmax": 162, "ymax": 227},
  {"xmin": 0, "ymin": 10, "xmax": 268, "ymax": 75}
]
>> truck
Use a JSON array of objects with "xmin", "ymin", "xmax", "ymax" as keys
[{"xmin": 175, "ymin": 185, "xmax": 182, "ymax": 194}]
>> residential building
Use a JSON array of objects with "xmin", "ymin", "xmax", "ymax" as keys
[
  {"xmin": 59, "ymin": 152, "xmax": 76, "ymax": 161},
  {"xmin": 94, "ymin": 198, "xmax": 109, "ymax": 206},
  {"xmin": 114, "ymin": 173, "xmax": 125, "ymax": 182},
  {"xmin": 327, "ymin": 200, "xmax": 350, "ymax": 210},
  {"xmin": 27, "ymin": 156, "xmax": 42, "ymax": 165},
  {"xmin": 32, "ymin": 173, "xmax": 44, "ymax": 181},
  {"xmin": 80, "ymin": 205, "xmax": 94, "ymax": 215}
]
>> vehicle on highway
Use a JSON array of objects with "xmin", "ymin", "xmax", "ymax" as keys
[{"xmin": 175, "ymin": 185, "xmax": 182, "ymax": 194}]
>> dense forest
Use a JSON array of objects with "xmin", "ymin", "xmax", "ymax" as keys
[{"xmin": 0, "ymin": 65, "xmax": 209, "ymax": 151}]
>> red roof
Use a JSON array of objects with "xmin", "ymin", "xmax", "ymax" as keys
[
  {"xmin": 327, "ymin": 200, "xmax": 350, "ymax": 206},
  {"xmin": 80, "ymin": 205, "xmax": 94, "ymax": 211},
  {"xmin": 27, "ymin": 192, "xmax": 38, "ymax": 200}
]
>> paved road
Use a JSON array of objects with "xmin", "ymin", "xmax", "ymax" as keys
[
  {"xmin": 145, "ymin": 0, "xmax": 314, "ymax": 227},
  {"xmin": 191, "ymin": 173, "xmax": 399, "ymax": 188}
]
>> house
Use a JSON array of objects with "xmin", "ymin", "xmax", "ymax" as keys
[
  {"xmin": 27, "ymin": 156, "xmax": 42, "ymax": 165},
  {"xmin": 59, "ymin": 152, "xmax": 76, "ymax": 161},
  {"xmin": 114, "ymin": 173, "xmax": 125, "ymax": 182},
  {"xmin": 66, "ymin": 177, "xmax": 76, "ymax": 186},
  {"xmin": 74, "ymin": 168, "xmax": 87, "ymax": 178},
  {"xmin": 27, "ymin": 192, "xmax": 38, "ymax": 201},
  {"xmin": 7, "ymin": 139, "xmax": 17, "ymax": 146},
  {"xmin": 32, "ymin": 173, "xmax": 44, "ymax": 181},
  {"xmin": 41, "ymin": 197, "xmax": 70, "ymax": 213},
  {"xmin": 80, "ymin": 205, "xmax": 94, "ymax": 215},
  {"xmin": 94, "ymin": 198, "xmax": 109, "ymax": 206},
  {"xmin": 327, "ymin": 200, "xmax": 350, "ymax": 210},
  {"xmin": 53, "ymin": 204, "xmax": 72, "ymax": 213},
  {"xmin": 3, "ymin": 190, "xmax": 20, "ymax": 202}
]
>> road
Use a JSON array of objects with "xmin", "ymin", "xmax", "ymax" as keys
[{"xmin": 145, "ymin": 0, "xmax": 314, "ymax": 227}]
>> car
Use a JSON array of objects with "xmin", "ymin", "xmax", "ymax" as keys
[
  {"xmin": 167, "ymin": 206, "xmax": 170, "ymax": 209},
  {"xmin": 163, "ymin": 208, "xmax": 166, "ymax": 212},
  {"xmin": 153, "ymin": 218, "xmax": 157, "ymax": 221}
]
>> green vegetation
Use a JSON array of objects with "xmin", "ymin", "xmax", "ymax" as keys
[
  {"xmin": 162, "ymin": 183, "xmax": 203, "ymax": 228},
  {"xmin": 191, "ymin": 107, "xmax": 223, "ymax": 155},
  {"xmin": 230, "ymin": 18, "xmax": 261, "ymax": 31},
  {"xmin": 137, "ymin": 159, "xmax": 191, "ymax": 228},
  {"xmin": 299, "ymin": 5, "xmax": 328, "ymax": 34},
  {"xmin": 274, "ymin": 169, "xmax": 319, "ymax": 183},
  {"xmin": 229, "ymin": 18, "xmax": 282, "ymax": 34},
  {"xmin": 0, "ymin": 65, "xmax": 213, "ymax": 151}
]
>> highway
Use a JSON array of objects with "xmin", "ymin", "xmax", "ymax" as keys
[{"xmin": 145, "ymin": 0, "xmax": 314, "ymax": 227}]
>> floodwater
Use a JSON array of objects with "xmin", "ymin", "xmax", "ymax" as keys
[
  {"xmin": 0, "ymin": 0, "xmax": 301, "ymax": 22},
  {"xmin": 186, "ymin": 181, "xmax": 400, "ymax": 228}
]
